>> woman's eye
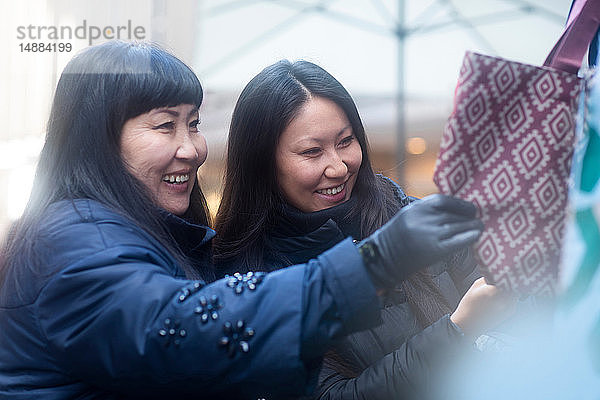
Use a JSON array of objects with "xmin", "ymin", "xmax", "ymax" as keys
[
  {"xmin": 153, "ymin": 121, "xmax": 175, "ymax": 130},
  {"xmin": 339, "ymin": 135, "xmax": 355, "ymax": 147},
  {"xmin": 301, "ymin": 148, "xmax": 321, "ymax": 156},
  {"xmin": 189, "ymin": 119, "xmax": 200, "ymax": 131}
]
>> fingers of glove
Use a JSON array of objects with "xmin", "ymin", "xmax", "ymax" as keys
[
  {"xmin": 392, "ymin": 200, "xmax": 464, "ymax": 228},
  {"xmin": 438, "ymin": 219, "xmax": 485, "ymax": 241},
  {"xmin": 438, "ymin": 229, "xmax": 483, "ymax": 253},
  {"xmin": 419, "ymin": 212, "xmax": 482, "ymax": 227},
  {"xmin": 422, "ymin": 194, "xmax": 478, "ymax": 218}
]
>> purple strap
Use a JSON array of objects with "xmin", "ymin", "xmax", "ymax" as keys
[{"xmin": 544, "ymin": 0, "xmax": 600, "ymax": 73}]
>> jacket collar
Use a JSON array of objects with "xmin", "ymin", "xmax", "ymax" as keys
[{"xmin": 158, "ymin": 210, "xmax": 216, "ymax": 256}]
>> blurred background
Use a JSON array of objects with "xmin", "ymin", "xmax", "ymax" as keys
[{"xmin": 0, "ymin": 0, "xmax": 571, "ymax": 240}]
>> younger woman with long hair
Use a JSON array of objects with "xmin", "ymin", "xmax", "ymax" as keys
[{"xmin": 214, "ymin": 60, "xmax": 515, "ymax": 399}]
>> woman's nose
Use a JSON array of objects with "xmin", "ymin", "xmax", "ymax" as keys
[
  {"xmin": 324, "ymin": 151, "xmax": 348, "ymax": 178},
  {"xmin": 175, "ymin": 134, "xmax": 199, "ymax": 161}
]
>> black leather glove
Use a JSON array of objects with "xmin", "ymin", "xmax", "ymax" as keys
[{"xmin": 358, "ymin": 194, "xmax": 483, "ymax": 290}]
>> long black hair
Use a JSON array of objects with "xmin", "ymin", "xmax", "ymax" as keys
[
  {"xmin": 214, "ymin": 60, "xmax": 387, "ymax": 266},
  {"xmin": 1, "ymin": 41, "xmax": 211, "ymax": 284},
  {"xmin": 214, "ymin": 60, "xmax": 451, "ymax": 337}
]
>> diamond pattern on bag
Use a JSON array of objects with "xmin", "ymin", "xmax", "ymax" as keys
[
  {"xmin": 470, "ymin": 122, "xmax": 504, "ymax": 169},
  {"xmin": 437, "ymin": 154, "xmax": 472, "ymax": 195},
  {"xmin": 459, "ymin": 85, "xmax": 492, "ymax": 134},
  {"xmin": 483, "ymin": 161, "xmax": 521, "ymax": 209},
  {"xmin": 529, "ymin": 171, "xmax": 567, "ymax": 217},
  {"xmin": 467, "ymin": 94, "xmax": 486, "ymax": 125},
  {"xmin": 489, "ymin": 61, "xmax": 521, "ymax": 102},
  {"xmin": 476, "ymin": 229, "xmax": 505, "ymax": 270},
  {"xmin": 439, "ymin": 119, "xmax": 462, "ymax": 161},
  {"xmin": 433, "ymin": 51, "xmax": 583, "ymax": 295},
  {"xmin": 500, "ymin": 93, "xmax": 534, "ymax": 140},
  {"xmin": 544, "ymin": 212, "xmax": 566, "ymax": 252},
  {"xmin": 530, "ymin": 70, "xmax": 563, "ymax": 111},
  {"xmin": 515, "ymin": 237, "xmax": 548, "ymax": 280},
  {"xmin": 511, "ymin": 129, "xmax": 550, "ymax": 180},
  {"xmin": 498, "ymin": 199, "xmax": 535, "ymax": 248},
  {"xmin": 543, "ymin": 103, "xmax": 575, "ymax": 150},
  {"xmin": 529, "ymin": 170, "xmax": 565, "ymax": 218},
  {"xmin": 456, "ymin": 53, "xmax": 480, "ymax": 97},
  {"xmin": 459, "ymin": 53, "xmax": 475, "ymax": 83}
]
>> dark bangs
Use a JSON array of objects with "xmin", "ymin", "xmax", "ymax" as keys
[{"xmin": 113, "ymin": 43, "xmax": 204, "ymax": 123}]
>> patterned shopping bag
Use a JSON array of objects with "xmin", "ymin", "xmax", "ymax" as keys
[{"xmin": 433, "ymin": 0, "xmax": 600, "ymax": 296}]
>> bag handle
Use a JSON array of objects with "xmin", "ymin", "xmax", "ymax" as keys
[{"xmin": 543, "ymin": 0, "xmax": 600, "ymax": 74}]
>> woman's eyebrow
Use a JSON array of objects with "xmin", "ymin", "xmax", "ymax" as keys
[
  {"xmin": 152, "ymin": 108, "xmax": 179, "ymax": 117},
  {"xmin": 337, "ymin": 125, "xmax": 352, "ymax": 136}
]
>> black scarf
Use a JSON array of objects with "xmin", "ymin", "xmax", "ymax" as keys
[{"xmin": 263, "ymin": 195, "xmax": 362, "ymax": 269}]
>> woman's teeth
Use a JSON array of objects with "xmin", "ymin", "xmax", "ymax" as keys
[
  {"xmin": 317, "ymin": 183, "xmax": 344, "ymax": 195},
  {"xmin": 162, "ymin": 174, "xmax": 190, "ymax": 184}
]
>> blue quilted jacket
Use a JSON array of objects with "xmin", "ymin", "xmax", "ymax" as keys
[{"xmin": 0, "ymin": 199, "xmax": 381, "ymax": 399}]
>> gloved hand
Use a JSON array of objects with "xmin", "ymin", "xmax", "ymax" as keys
[{"xmin": 358, "ymin": 194, "xmax": 484, "ymax": 290}]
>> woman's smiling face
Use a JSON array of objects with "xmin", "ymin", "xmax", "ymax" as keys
[
  {"xmin": 120, "ymin": 103, "xmax": 207, "ymax": 216},
  {"xmin": 275, "ymin": 96, "xmax": 363, "ymax": 213}
]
